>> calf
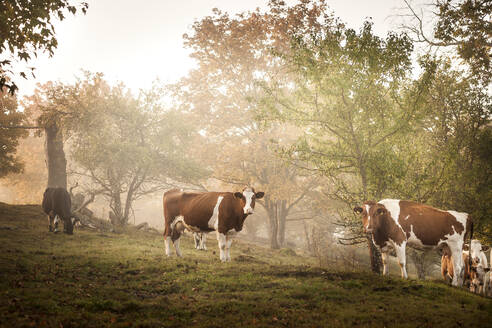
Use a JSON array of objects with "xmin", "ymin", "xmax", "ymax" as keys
[
  {"xmin": 464, "ymin": 240, "xmax": 490, "ymax": 295},
  {"xmin": 354, "ymin": 199, "xmax": 472, "ymax": 286},
  {"xmin": 42, "ymin": 187, "xmax": 75, "ymax": 234},
  {"xmin": 441, "ymin": 249, "xmax": 471, "ymax": 285},
  {"xmin": 163, "ymin": 187, "xmax": 264, "ymax": 261}
]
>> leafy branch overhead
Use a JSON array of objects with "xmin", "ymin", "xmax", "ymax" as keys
[{"xmin": 0, "ymin": 0, "xmax": 88, "ymax": 94}]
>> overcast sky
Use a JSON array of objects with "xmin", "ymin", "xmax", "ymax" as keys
[{"xmin": 15, "ymin": 0, "xmax": 405, "ymax": 97}]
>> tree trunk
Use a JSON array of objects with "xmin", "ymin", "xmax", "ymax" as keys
[
  {"xmin": 110, "ymin": 192, "xmax": 126, "ymax": 226},
  {"xmin": 270, "ymin": 217, "xmax": 279, "ymax": 249},
  {"xmin": 265, "ymin": 197, "xmax": 280, "ymax": 249},
  {"xmin": 44, "ymin": 122, "xmax": 67, "ymax": 189},
  {"xmin": 278, "ymin": 200, "xmax": 287, "ymax": 247},
  {"xmin": 367, "ymin": 236, "xmax": 382, "ymax": 274}
]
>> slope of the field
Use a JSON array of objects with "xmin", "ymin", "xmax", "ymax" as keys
[{"xmin": 0, "ymin": 202, "xmax": 490, "ymax": 328}]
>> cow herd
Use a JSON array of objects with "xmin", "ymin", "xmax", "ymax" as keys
[
  {"xmin": 354, "ymin": 199, "xmax": 491, "ymax": 296},
  {"xmin": 41, "ymin": 186, "xmax": 490, "ymax": 296}
]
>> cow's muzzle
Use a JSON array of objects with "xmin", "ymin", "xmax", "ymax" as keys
[{"xmin": 244, "ymin": 208, "xmax": 254, "ymax": 215}]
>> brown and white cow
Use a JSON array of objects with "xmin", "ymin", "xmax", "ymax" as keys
[
  {"xmin": 162, "ymin": 187, "xmax": 264, "ymax": 261},
  {"xmin": 354, "ymin": 199, "xmax": 472, "ymax": 286}
]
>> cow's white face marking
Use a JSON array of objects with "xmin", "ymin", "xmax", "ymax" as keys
[
  {"xmin": 243, "ymin": 189, "xmax": 255, "ymax": 215},
  {"xmin": 469, "ymin": 240, "xmax": 488, "ymax": 267},
  {"xmin": 208, "ymin": 196, "xmax": 223, "ymax": 230}
]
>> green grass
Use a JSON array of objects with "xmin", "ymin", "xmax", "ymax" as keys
[{"xmin": 0, "ymin": 202, "xmax": 490, "ymax": 328}]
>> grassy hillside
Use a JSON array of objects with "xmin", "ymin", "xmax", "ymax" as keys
[{"xmin": 0, "ymin": 203, "xmax": 490, "ymax": 328}]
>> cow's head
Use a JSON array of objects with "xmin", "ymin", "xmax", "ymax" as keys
[
  {"xmin": 354, "ymin": 201, "xmax": 386, "ymax": 234},
  {"xmin": 464, "ymin": 240, "xmax": 489, "ymax": 265},
  {"xmin": 234, "ymin": 187, "xmax": 264, "ymax": 215}
]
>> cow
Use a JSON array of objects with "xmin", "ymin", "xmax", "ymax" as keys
[
  {"xmin": 354, "ymin": 199, "xmax": 472, "ymax": 286},
  {"xmin": 42, "ymin": 187, "xmax": 76, "ymax": 235},
  {"xmin": 162, "ymin": 187, "xmax": 264, "ymax": 261},
  {"xmin": 464, "ymin": 240, "xmax": 490, "ymax": 295}
]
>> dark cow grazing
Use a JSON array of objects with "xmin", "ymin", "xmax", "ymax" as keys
[
  {"xmin": 163, "ymin": 187, "xmax": 264, "ymax": 261},
  {"xmin": 42, "ymin": 187, "xmax": 76, "ymax": 234},
  {"xmin": 354, "ymin": 199, "xmax": 472, "ymax": 286}
]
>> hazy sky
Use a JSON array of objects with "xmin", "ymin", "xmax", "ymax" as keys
[{"xmin": 15, "ymin": 0, "xmax": 405, "ymax": 97}]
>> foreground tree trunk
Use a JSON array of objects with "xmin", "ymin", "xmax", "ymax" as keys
[
  {"xmin": 44, "ymin": 121, "xmax": 67, "ymax": 189},
  {"xmin": 367, "ymin": 236, "xmax": 382, "ymax": 274}
]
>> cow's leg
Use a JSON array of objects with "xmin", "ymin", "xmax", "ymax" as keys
[
  {"xmin": 200, "ymin": 233, "xmax": 207, "ymax": 250},
  {"xmin": 173, "ymin": 237, "xmax": 182, "ymax": 257},
  {"xmin": 225, "ymin": 236, "xmax": 233, "ymax": 262},
  {"xmin": 482, "ymin": 270, "xmax": 488, "ymax": 296},
  {"xmin": 63, "ymin": 216, "xmax": 73, "ymax": 235},
  {"xmin": 381, "ymin": 252, "xmax": 389, "ymax": 276},
  {"xmin": 165, "ymin": 236, "xmax": 172, "ymax": 256},
  {"xmin": 194, "ymin": 233, "xmax": 200, "ymax": 249},
  {"xmin": 217, "ymin": 232, "xmax": 227, "ymax": 262},
  {"xmin": 48, "ymin": 211, "xmax": 55, "ymax": 232},
  {"xmin": 163, "ymin": 222, "xmax": 173, "ymax": 257},
  {"xmin": 450, "ymin": 244, "xmax": 464, "ymax": 287},
  {"xmin": 171, "ymin": 220, "xmax": 185, "ymax": 257},
  {"xmin": 394, "ymin": 242, "xmax": 408, "ymax": 279}
]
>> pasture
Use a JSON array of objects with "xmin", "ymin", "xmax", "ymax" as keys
[{"xmin": 0, "ymin": 202, "xmax": 490, "ymax": 328}]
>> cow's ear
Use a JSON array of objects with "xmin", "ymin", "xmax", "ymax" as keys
[
  {"xmin": 353, "ymin": 207, "xmax": 363, "ymax": 214},
  {"xmin": 255, "ymin": 191, "xmax": 264, "ymax": 199},
  {"xmin": 234, "ymin": 192, "xmax": 243, "ymax": 199},
  {"xmin": 463, "ymin": 244, "xmax": 469, "ymax": 251},
  {"xmin": 485, "ymin": 267, "xmax": 491, "ymax": 272},
  {"xmin": 481, "ymin": 245, "xmax": 490, "ymax": 252},
  {"xmin": 376, "ymin": 208, "xmax": 386, "ymax": 215}
]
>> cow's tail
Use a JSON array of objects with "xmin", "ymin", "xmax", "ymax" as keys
[{"xmin": 468, "ymin": 217, "xmax": 474, "ymax": 270}]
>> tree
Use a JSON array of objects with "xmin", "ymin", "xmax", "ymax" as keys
[
  {"xmin": 172, "ymin": 0, "xmax": 333, "ymax": 248},
  {"xmin": 0, "ymin": 131, "xmax": 46, "ymax": 203},
  {"xmin": 46, "ymin": 74, "xmax": 205, "ymax": 226},
  {"xmin": 0, "ymin": 87, "xmax": 27, "ymax": 177},
  {"xmin": 392, "ymin": 58, "xmax": 492, "ymax": 242},
  {"xmin": 207, "ymin": 127, "xmax": 318, "ymax": 248},
  {"xmin": 22, "ymin": 81, "xmax": 73, "ymax": 189},
  {"xmin": 0, "ymin": 0, "xmax": 88, "ymax": 94},
  {"xmin": 403, "ymin": 0, "xmax": 492, "ymax": 83},
  {"xmin": 257, "ymin": 20, "xmax": 433, "ymax": 272}
]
